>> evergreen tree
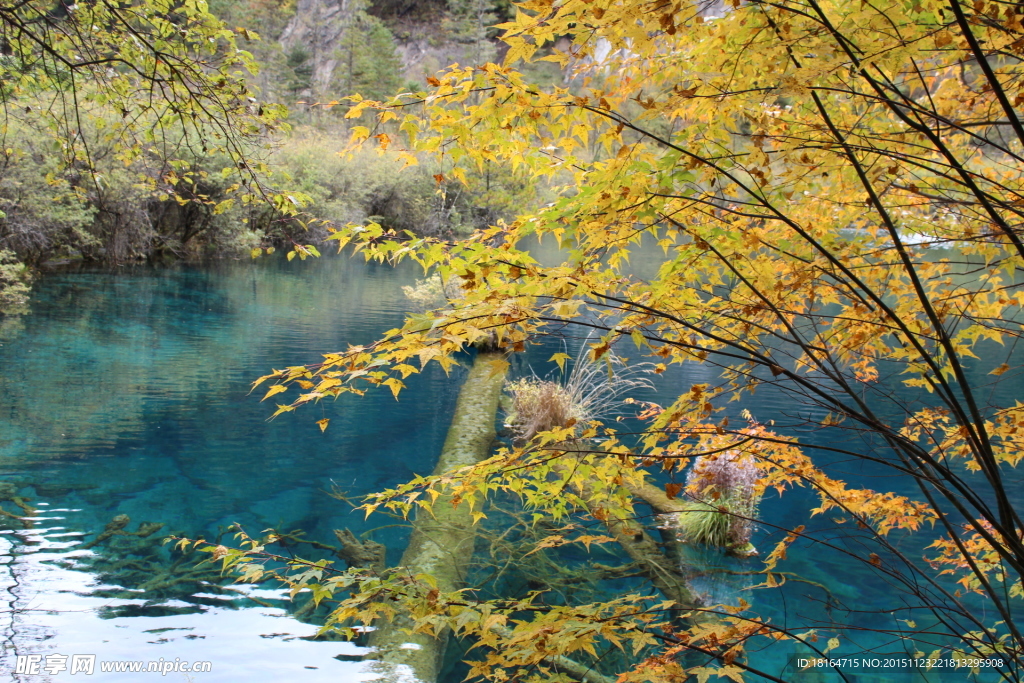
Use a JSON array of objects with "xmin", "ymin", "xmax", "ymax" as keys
[
  {"xmin": 443, "ymin": 0, "xmax": 497, "ymax": 65},
  {"xmin": 333, "ymin": 5, "xmax": 404, "ymax": 101},
  {"xmin": 285, "ymin": 46, "xmax": 314, "ymax": 98}
]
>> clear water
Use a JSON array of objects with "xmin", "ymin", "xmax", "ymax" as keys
[
  {"xmin": 0, "ymin": 253, "xmax": 1015, "ymax": 682},
  {"xmin": 0, "ymin": 256, "xmax": 462, "ymax": 681}
]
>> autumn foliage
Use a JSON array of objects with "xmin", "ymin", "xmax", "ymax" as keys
[{"xmin": 233, "ymin": 0, "xmax": 1024, "ymax": 678}]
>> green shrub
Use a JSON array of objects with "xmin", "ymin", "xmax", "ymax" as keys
[
  {"xmin": 675, "ymin": 500, "xmax": 732, "ymax": 549},
  {"xmin": 273, "ymin": 130, "xmax": 543, "ymax": 238},
  {"xmin": 0, "ymin": 133, "xmax": 96, "ymax": 264},
  {"xmin": 0, "ymin": 110, "xmax": 291, "ymax": 265},
  {"xmin": 675, "ymin": 451, "xmax": 763, "ymax": 555},
  {"xmin": 271, "ymin": 133, "xmax": 441, "ymax": 233},
  {"xmin": 0, "ymin": 249, "xmax": 31, "ymax": 314}
]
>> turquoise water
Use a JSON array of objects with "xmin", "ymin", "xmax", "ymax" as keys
[
  {"xmin": 0, "ymin": 256, "xmax": 462, "ymax": 682},
  {"xmin": 0, "ymin": 254, "xmax": 1015, "ymax": 682}
]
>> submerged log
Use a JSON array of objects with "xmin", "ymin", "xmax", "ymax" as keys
[
  {"xmin": 80, "ymin": 514, "xmax": 164, "ymax": 549},
  {"xmin": 626, "ymin": 481, "xmax": 758, "ymax": 558},
  {"xmin": 366, "ymin": 351, "xmax": 508, "ymax": 683},
  {"xmin": 0, "ymin": 482, "xmax": 35, "ymax": 529},
  {"xmin": 553, "ymin": 455, "xmax": 702, "ymax": 611},
  {"xmin": 333, "ymin": 528, "xmax": 387, "ymax": 574}
]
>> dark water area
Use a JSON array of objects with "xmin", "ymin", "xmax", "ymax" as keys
[{"xmin": 0, "ymin": 250, "xmax": 1015, "ymax": 682}]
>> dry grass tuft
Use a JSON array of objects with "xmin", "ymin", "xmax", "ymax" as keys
[
  {"xmin": 505, "ymin": 378, "xmax": 581, "ymax": 443},
  {"xmin": 504, "ymin": 351, "xmax": 654, "ymax": 443}
]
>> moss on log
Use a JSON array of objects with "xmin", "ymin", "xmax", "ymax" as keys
[{"xmin": 366, "ymin": 351, "xmax": 508, "ymax": 683}]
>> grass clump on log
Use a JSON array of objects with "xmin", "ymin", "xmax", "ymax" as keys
[
  {"xmin": 504, "ymin": 351, "xmax": 653, "ymax": 444},
  {"xmin": 674, "ymin": 451, "xmax": 763, "ymax": 557}
]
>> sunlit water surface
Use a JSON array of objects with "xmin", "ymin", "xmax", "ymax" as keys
[{"xmin": 0, "ymin": 251, "xmax": 1016, "ymax": 682}]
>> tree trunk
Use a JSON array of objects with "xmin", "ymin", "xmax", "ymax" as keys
[
  {"xmin": 366, "ymin": 350, "xmax": 508, "ymax": 683},
  {"xmin": 552, "ymin": 452, "xmax": 702, "ymax": 611}
]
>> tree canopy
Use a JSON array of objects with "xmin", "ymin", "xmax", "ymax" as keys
[
  {"xmin": 9, "ymin": 0, "xmax": 285, "ymax": 153},
  {"xmin": 225, "ymin": 0, "xmax": 1024, "ymax": 679},
  {"xmin": 0, "ymin": 0, "xmax": 292, "ymax": 237}
]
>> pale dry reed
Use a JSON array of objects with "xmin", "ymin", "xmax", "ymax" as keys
[{"xmin": 504, "ymin": 351, "xmax": 654, "ymax": 443}]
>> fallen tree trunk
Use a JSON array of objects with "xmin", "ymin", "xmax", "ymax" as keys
[
  {"xmin": 553, "ymin": 452, "xmax": 702, "ymax": 611},
  {"xmin": 626, "ymin": 481, "xmax": 758, "ymax": 558},
  {"xmin": 490, "ymin": 625, "xmax": 617, "ymax": 683},
  {"xmin": 365, "ymin": 361, "xmax": 704, "ymax": 681},
  {"xmin": 366, "ymin": 350, "xmax": 508, "ymax": 683}
]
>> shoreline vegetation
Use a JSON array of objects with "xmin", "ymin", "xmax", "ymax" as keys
[{"xmin": 0, "ymin": 0, "xmax": 546, "ymax": 314}]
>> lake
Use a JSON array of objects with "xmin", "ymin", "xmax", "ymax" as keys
[{"xmin": 0, "ymin": 252, "xmax": 1012, "ymax": 682}]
